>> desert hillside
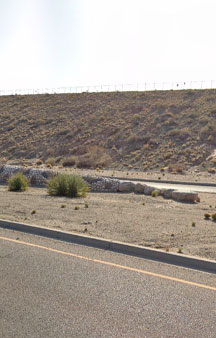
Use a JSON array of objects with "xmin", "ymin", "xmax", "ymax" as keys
[{"xmin": 0, "ymin": 89, "xmax": 216, "ymax": 172}]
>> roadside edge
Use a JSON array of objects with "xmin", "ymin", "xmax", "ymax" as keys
[{"xmin": 0, "ymin": 218, "xmax": 216, "ymax": 274}]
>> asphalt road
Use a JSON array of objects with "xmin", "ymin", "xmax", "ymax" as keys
[{"xmin": 1, "ymin": 228, "xmax": 216, "ymax": 338}]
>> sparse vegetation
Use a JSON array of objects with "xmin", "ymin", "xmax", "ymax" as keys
[
  {"xmin": 8, "ymin": 173, "xmax": 28, "ymax": 192},
  {"xmin": 168, "ymin": 163, "xmax": 186, "ymax": 174},
  {"xmin": 61, "ymin": 156, "xmax": 77, "ymax": 167},
  {"xmin": 47, "ymin": 173, "xmax": 89, "ymax": 198},
  {"xmin": 151, "ymin": 190, "xmax": 159, "ymax": 197},
  {"xmin": 204, "ymin": 213, "xmax": 211, "ymax": 220},
  {"xmin": 211, "ymin": 213, "xmax": 216, "ymax": 221},
  {"xmin": 0, "ymin": 89, "xmax": 216, "ymax": 170},
  {"xmin": 46, "ymin": 157, "xmax": 56, "ymax": 167}
]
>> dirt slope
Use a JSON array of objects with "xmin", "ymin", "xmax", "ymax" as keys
[{"xmin": 0, "ymin": 89, "xmax": 216, "ymax": 171}]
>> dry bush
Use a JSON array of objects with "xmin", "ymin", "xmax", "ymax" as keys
[
  {"xmin": 168, "ymin": 128, "xmax": 190, "ymax": 140},
  {"xmin": 46, "ymin": 157, "xmax": 57, "ymax": 166},
  {"xmin": 200, "ymin": 124, "xmax": 216, "ymax": 144},
  {"xmin": 77, "ymin": 146, "xmax": 112, "ymax": 169},
  {"xmin": 61, "ymin": 156, "xmax": 77, "ymax": 167},
  {"xmin": 163, "ymin": 152, "xmax": 173, "ymax": 160},
  {"xmin": 168, "ymin": 163, "xmax": 186, "ymax": 174}
]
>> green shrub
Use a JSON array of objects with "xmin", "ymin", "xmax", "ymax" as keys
[
  {"xmin": 48, "ymin": 174, "xmax": 68, "ymax": 196},
  {"xmin": 151, "ymin": 190, "xmax": 159, "ymax": 197},
  {"xmin": 47, "ymin": 174, "xmax": 89, "ymax": 198},
  {"xmin": 8, "ymin": 173, "xmax": 28, "ymax": 192}
]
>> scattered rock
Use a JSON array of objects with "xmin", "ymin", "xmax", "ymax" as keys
[
  {"xmin": 144, "ymin": 185, "xmax": 156, "ymax": 195},
  {"xmin": 0, "ymin": 165, "xmax": 201, "ymax": 203},
  {"xmin": 163, "ymin": 189, "xmax": 175, "ymax": 199},
  {"xmin": 171, "ymin": 191, "xmax": 199, "ymax": 203},
  {"xmin": 118, "ymin": 181, "xmax": 135, "ymax": 193},
  {"xmin": 134, "ymin": 183, "xmax": 146, "ymax": 194}
]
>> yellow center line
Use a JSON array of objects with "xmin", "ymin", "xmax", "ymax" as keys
[{"xmin": 1, "ymin": 235, "xmax": 216, "ymax": 291}]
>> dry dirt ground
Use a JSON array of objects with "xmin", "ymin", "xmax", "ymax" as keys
[
  {"xmin": 1, "ymin": 184, "xmax": 216, "ymax": 261},
  {"xmin": 64, "ymin": 167, "xmax": 216, "ymax": 184}
]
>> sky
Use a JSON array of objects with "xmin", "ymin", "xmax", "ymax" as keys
[{"xmin": 0, "ymin": 0, "xmax": 216, "ymax": 91}]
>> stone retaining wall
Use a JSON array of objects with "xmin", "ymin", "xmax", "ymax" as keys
[{"xmin": 0, "ymin": 165, "xmax": 199, "ymax": 203}]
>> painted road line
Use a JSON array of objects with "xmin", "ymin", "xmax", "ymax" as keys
[
  {"xmin": 1, "ymin": 219, "xmax": 216, "ymax": 274},
  {"xmin": 0, "ymin": 235, "xmax": 216, "ymax": 292}
]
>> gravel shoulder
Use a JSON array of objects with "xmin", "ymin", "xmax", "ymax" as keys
[{"xmin": 1, "ymin": 184, "xmax": 216, "ymax": 260}]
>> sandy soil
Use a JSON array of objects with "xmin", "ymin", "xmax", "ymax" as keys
[
  {"xmin": 60, "ymin": 167, "xmax": 216, "ymax": 184},
  {"xmin": 1, "ymin": 184, "xmax": 216, "ymax": 261}
]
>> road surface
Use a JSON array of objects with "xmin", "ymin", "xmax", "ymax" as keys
[
  {"xmin": 120, "ymin": 180, "xmax": 216, "ymax": 194},
  {"xmin": 1, "ymin": 228, "xmax": 216, "ymax": 337}
]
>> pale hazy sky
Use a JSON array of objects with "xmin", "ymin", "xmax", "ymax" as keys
[{"xmin": 1, "ymin": 0, "xmax": 216, "ymax": 90}]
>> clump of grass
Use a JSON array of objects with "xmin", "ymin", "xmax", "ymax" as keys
[
  {"xmin": 8, "ymin": 173, "xmax": 28, "ymax": 192},
  {"xmin": 46, "ymin": 157, "xmax": 56, "ymax": 167},
  {"xmin": 178, "ymin": 247, "xmax": 183, "ymax": 254},
  {"xmin": 192, "ymin": 221, "xmax": 196, "ymax": 227},
  {"xmin": 211, "ymin": 213, "xmax": 216, "ymax": 221},
  {"xmin": 84, "ymin": 202, "xmax": 89, "ymax": 208},
  {"xmin": 168, "ymin": 163, "xmax": 186, "ymax": 174},
  {"xmin": 61, "ymin": 204, "xmax": 66, "ymax": 208},
  {"xmin": 47, "ymin": 173, "xmax": 89, "ymax": 198},
  {"xmin": 151, "ymin": 190, "xmax": 159, "ymax": 197},
  {"xmin": 31, "ymin": 210, "xmax": 36, "ymax": 215},
  {"xmin": 74, "ymin": 206, "xmax": 79, "ymax": 210},
  {"xmin": 204, "ymin": 213, "xmax": 211, "ymax": 220}
]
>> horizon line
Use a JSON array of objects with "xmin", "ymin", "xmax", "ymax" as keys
[{"xmin": 0, "ymin": 79, "xmax": 216, "ymax": 96}]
